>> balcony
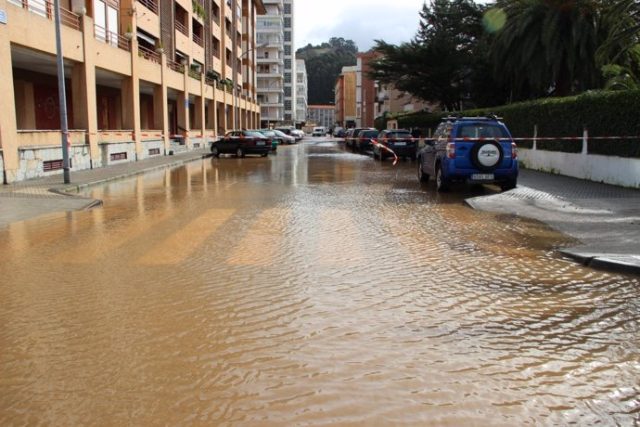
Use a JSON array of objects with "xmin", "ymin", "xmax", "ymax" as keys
[
  {"xmin": 257, "ymin": 56, "xmax": 283, "ymax": 65},
  {"xmin": 8, "ymin": 0, "xmax": 80, "ymax": 30},
  {"xmin": 137, "ymin": 0, "xmax": 158, "ymax": 14},
  {"xmin": 193, "ymin": 33, "xmax": 203, "ymax": 47},
  {"xmin": 175, "ymin": 20, "xmax": 188, "ymax": 36},
  {"xmin": 94, "ymin": 25, "xmax": 131, "ymax": 51},
  {"xmin": 138, "ymin": 45, "xmax": 161, "ymax": 63}
]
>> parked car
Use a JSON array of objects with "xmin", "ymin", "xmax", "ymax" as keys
[
  {"xmin": 354, "ymin": 129, "xmax": 380, "ymax": 152},
  {"xmin": 271, "ymin": 129, "xmax": 296, "ymax": 144},
  {"xmin": 349, "ymin": 128, "xmax": 376, "ymax": 151},
  {"xmin": 251, "ymin": 129, "xmax": 280, "ymax": 152},
  {"xmin": 374, "ymin": 129, "xmax": 417, "ymax": 161},
  {"xmin": 211, "ymin": 130, "xmax": 272, "ymax": 158},
  {"xmin": 345, "ymin": 128, "xmax": 371, "ymax": 149},
  {"xmin": 416, "ymin": 116, "xmax": 518, "ymax": 192},
  {"xmin": 290, "ymin": 129, "xmax": 304, "ymax": 141},
  {"xmin": 312, "ymin": 126, "xmax": 326, "ymax": 137},
  {"xmin": 275, "ymin": 127, "xmax": 300, "ymax": 142},
  {"xmin": 334, "ymin": 127, "xmax": 346, "ymax": 138}
]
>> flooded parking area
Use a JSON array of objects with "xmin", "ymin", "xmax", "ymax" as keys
[{"xmin": 1, "ymin": 140, "xmax": 638, "ymax": 425}]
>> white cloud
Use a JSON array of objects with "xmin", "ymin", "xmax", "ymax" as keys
[{"xmin": 294, "ymin": 0, "xmax": 425, "ymax": 51}]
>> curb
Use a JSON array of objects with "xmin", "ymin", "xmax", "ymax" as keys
[{"xmin": 559, "ymin": 250, "xmax": 640, "ymax": 276}]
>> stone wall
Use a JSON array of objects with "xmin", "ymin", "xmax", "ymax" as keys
[
  {"xmin": 16, "ymin": 145, "xmax": 92, "ymax": 181},
  {"xmin": 99, "ymin": 142, "xmax": 137, "ymax": 166},
  {"xmin": 141, "ymin": 140, "xmax": 165, "ymax": 159}
]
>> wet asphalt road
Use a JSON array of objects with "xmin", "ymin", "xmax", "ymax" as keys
[{"xmin": 0, "ymin": 138, "xmax": 638, "ymax": 425}]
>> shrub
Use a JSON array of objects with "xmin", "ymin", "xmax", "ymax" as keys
[{"xmin": 384, "ymin": 90, "xmax": 640, "ymax": 157}]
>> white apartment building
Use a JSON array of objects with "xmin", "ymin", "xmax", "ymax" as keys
[
  {"xmin": 296, "ymin": 59, "xmax": 308, "ymax": 125},
  {"xmin": 257, "ymin": 0, "xmax": 285, "ymax": 126},
  {"xmin": 282, "ymin": 0, "xmax": 296, "ymax": 124}
]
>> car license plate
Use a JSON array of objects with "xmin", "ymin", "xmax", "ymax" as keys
[
  {"xmin": 256, "ymin": 141, "xmax": 265, "ymax": 146},
  {"xmin": 394, "ymin": 142, "xmax": 406, "ymax": 146},
  {"xmin": 471, "ymin": 173, "xmax": 494, "ymax": 180}
]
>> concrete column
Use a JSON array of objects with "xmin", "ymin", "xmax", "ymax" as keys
[
  {"xmin": 178, "ymin": 67, "xmax": 191, "ymax": 149},
  {"xmin": 157, "ymin": 53, "xmax": 170, "ymax": 154},
  {"xmin": 0, "ymin": 31, "xmax": 19, "ymax": 183},
  {"xmin": 122, "ymin": 39, "xmax": 142, "ymax": 158},
  {"xmin": 199, "ymin": 78, "xmax": 206, "ymax": 145},
  {"xmin": 79, "ymin": 15, "xmax": 100, "ymax": 167},
  {"xmin": 14, "ymin": 81, "xmax": 36, "ymax": 129},
  {"xmin": 207, "ymin": 97, "xmax": 217, "ymax": 139}
]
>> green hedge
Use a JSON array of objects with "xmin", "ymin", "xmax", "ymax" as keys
[{"xmin": 384, "ymin": 90, "xmax": 640, "ymax": 158}]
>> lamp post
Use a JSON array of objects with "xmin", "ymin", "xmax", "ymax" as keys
[
  {"xmin": 54, "ymin": 0, "xmax": 70, "ymax": 183},
  {"xmin": 232, "ymin": 36, "xmax": 267, "ymax": 130}
]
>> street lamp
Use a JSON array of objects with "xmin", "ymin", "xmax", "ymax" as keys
[
  {"xmin": 54, "ymin": 0, "xmax": 70, "ymax": 183},
  {"xmin": 232, "ymin": 38, "xmax": 267, "ymax": 130}
]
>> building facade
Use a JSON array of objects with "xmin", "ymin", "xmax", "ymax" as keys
[
  {"xmin": 375, "ymin": 84, "xmax": 433, "ymax": 118},
  {"xmin": 256, "ymin": 0, "xmax": 283, "ymax": 126},
  {"xmin": 334, "ymin": 65, "xmax": 356, "ymax": 128},
  {"xmin": 306, "ymin": 105, "xmax": 334, "ymax": 130},
  {"xmin": 0, "ymin": 0, "xmax": 266, "ymax": 183},
  {"xmin": 355, "ymin": 51, "xmax": 377, "ymax": 128},
  {"xmin": 282, "ymin": 0, "xmax": 295, "ymax": 124},
  {"xmin": 295, "ymin": 58, "xmax": 307, "ymax": 125}
]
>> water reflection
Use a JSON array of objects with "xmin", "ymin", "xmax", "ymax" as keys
[{"xmin": 0, "ymin": 140, "xmax": 638, "ymax": 425}]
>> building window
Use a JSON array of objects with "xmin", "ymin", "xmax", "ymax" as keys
[
  {"xmin": 284, "ymin": 17, "xmax": 291, "ymax": 28},
  {"xmin": 284, "ymin": 59, "xmax": 291, "ymax": 69},
  {"xmin": 284, "ymin": 3, "xmax": 291, "ymax": 14},
  {"xmin": 284, "ymin": 87, "xmax": 291, "ymax": 97},
  {"xmin": 285, "ymin": 101, "xmax": 292, "ymax": 109},
  {"xmin": 284, "ymin": 45, "xmax": 291, "ymax": 56},
  {"xmin": 284, "ymin": 31, "xmax": 291, "ymax": 42},
  {"xmin": 284, "ymin": 73, "xmax": 291, "ymax": 83},
  {"xmin": 212, "ymin": 36, "xmax": 220, "ymax": 58}
]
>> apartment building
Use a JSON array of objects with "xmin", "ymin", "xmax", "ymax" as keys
[
  {"xmin": 0, "ymin": 0, "xmax": 265, "ymax": 183},
  {"xmin": 295, "ymin": 58, "xmax": 307, "ymax": 125},
  {"xmin": 355, "ymin": 51, "xmax": 378, "ymax": 128},
  {"xmin": 281, "ymin": 0, "xmax": 294, "ymax": 124},
  {"xmin": 256, "ymin": 0, "xmax": 283, "ymax": 126},
  {"xmin": 334, "ymin": 65, "xmax": 356, "ymax": 128},
  {"xmin": 375, "ymin": 83, "xmax": 433, "ymax": 117},
  {"xmin": 306, "ymin": 105, "xmax": 334, "ymax": 130}
]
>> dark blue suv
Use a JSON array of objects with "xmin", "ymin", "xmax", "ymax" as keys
[{"xmin": 416, "ymin": 116, "xmax": 518, "ymax": 192}]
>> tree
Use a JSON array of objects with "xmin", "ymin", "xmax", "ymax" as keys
[
  {"xmin": 491, "ymin": 0, "xmax": 603, "ymax": 99},
  {"xmin": 597, "ymin": 0, "xmax": 640, "ymax": 87},
  {"xmin": 296, "ymin": 38, "xmax": 358, "ymax": 105},
  {"xmin": 368, "ymin": 0, "xmax": 506, "ymax": 110}
]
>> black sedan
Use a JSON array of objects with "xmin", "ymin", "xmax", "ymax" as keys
[{"xmin": 211, "ymin": 130, "xmax": 272, "ymax": 158}]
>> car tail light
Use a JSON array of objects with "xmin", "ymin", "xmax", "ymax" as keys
[
  {"xmin": 511, "ymin": 142, "xmax": 518, "ymax": 159},
  {"xmin": 446, "ymin": 143, "xmax": 456, "ymax": 159}
]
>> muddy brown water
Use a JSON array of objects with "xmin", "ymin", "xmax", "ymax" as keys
[{"xmin": 1, "ymin": 141, "xmax": 638, "ymax": 425}]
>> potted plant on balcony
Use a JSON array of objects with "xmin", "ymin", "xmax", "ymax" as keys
[{"xmin": 124, "ymin": 24, "xmax": 134, "ymax": 40}]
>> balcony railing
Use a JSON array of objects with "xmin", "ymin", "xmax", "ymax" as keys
[
  {"xmin": 188, "ymin": 69, "xmax": 202, "ymax": 81},
  {"xmin": 94, "ymin": 24, "xmax": 131, "ymax": 51},
  {"xmin": 138, "ymin": 45, "xmax": 160, "ymax": 64},
  {"xmin": 167, "ymin": 59, "xmax": 184, "ymax": 73},
  {"xmin": 8, "ymin": 0, "xmax": 80, "ymax": 30},
  {"xmin": 175, "ymin": 20, "xmax": 188, "ymax": 36},
  {"xmin": 193, "ymin": 33, "xmax": 204, "ymax": 47},
  {"xmin": 137, "ymin": 0, "xmax": 158, "ymax": 14}
]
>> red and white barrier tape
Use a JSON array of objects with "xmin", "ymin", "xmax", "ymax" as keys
[{"xmin": 371, "ymin": 138, "xmax": 399, "ymax": 166}]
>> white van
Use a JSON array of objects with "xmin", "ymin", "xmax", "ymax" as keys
[{"xmin": 312, "ymin": 127, "xmax": 326, "ymax": 137}]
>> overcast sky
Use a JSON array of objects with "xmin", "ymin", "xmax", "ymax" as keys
[
  {"xmin": 294, "ymin": 0, "xmax": 425, "ymax": 51},
  {"xmin": 294, "ymin": 0, "xmax": 492, "ymax": 52}
]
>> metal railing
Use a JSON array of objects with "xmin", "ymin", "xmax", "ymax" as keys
[
  {"xmin": 138, "ymin": 45, "xmax": 160, "ymax": 63},
  {"xmin": 8, "ymin": 0, "xmax": 80, "ymax": 30},
  {"xmin": 137, "ymin": 0, "xmax": 158, "ymax": 14},
  {"xmin": 94, "ymin": 24, "xmax": 131, "ymax": 51},
  {"xmin": 193, "ymin": 33, "xmax": 204, "ymax": 47},
  {"xmin": 189, "ymin": 69, "xmax": 202, "ymax": 81},
  {"xmin": 167, "ymin": 59, "xmax": 184, "ymax": 73},
  {"xmin": 175, "ymin": 20, "xmax": 188, "ymax": 36}
]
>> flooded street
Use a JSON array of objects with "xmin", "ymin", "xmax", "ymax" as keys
[{"xmin": 1, "ymin": 139, "xmax": 639, "ymax": 425}]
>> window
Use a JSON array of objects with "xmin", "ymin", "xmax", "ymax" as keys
[
  {"xmin": 284, "ymin": 31, "xmax": 291, "ymax": 42},
  {"xmin": 284, "ymin": 17, "xmax": 291, "ymax": 28},
  {"xmin": 284, "ymin": 59, "xmax": 291, "ymax": 69},
  {"xmin": 284, "ymin": 73, "xmax": 291, "ymax": 83},
  {"xmin": 284, "ymin": 3, "xmax": 291, "ymax": 14},
  {"xmin": 284, "ymin": 87, "xmax": 291, "ymax": 97},
  {"xmin": 212, "ymin": 36, "xmax": 220, "ymax": 57},
  {"xmin": 284, "ymin": 45, "xmax": 291, "ymax": 56}
]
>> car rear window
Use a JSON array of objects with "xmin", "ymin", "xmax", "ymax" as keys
[
  {"xmin": 361, "ymin": 130, "xmax": 379, "ymax": 138},
  {"xmin": 456, "ymin": 124, "xmax": 509, "ymax": 139},
  {"xmin": 387, "ymin": 131, "xmax": 411, "ymax": 138},
  {"xmin": 246, "ymin": 131, "xmax": 264, "ymax": 137}
]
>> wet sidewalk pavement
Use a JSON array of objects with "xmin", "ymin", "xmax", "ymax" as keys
[
  {"xmin": 0, "ymin": 149, "xmax": 638, "ymax": 275},
  {"xmin": 0, "ymin": 148, "xmax": 210, "ymax": 228},
  {"xmin": 467, "ymin": 169, "xmax": 640, "ymax": 275}
]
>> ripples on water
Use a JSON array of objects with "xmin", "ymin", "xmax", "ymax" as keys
[{"xmin": 0, "ymin": 143, "xmax": 638, "ymax": 425}]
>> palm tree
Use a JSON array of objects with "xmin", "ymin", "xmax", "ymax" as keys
[
  {"xmin": 491, "ymin": 0, "xmax": 603, "ymax": 99},
  {"xmin": 597, "ymin": 0, "xmax": 640, "ymax": 86}
]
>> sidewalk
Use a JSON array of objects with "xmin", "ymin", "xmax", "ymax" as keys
[
  {"xmin": 466, "ymin": 169, "xmax": 640, "ymax": 275},
  {"xmin": 0, "ymin": 148, "xmax": 210, "ymax": 228}
]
